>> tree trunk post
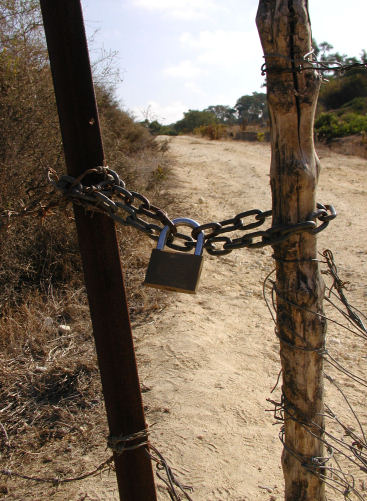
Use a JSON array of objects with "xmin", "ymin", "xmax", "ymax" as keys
[{"xmin": 256, "ymin": 2, "xmax": 326, "ymax": 500}]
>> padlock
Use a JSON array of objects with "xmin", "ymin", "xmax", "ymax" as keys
[{"xmin": 143, "ymin": 217, "xmax": 204, "ymax": 294}]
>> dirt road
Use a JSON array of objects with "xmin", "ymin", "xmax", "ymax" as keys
[{"xmin": 84, "ymin": 136, "xmax": 367, "ymax": 500}]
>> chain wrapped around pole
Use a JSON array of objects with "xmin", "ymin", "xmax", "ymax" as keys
[{"xmin": 46, "ymin": 166, "xmax": 336, "ymax": 255}]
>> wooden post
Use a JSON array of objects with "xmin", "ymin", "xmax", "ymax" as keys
[
  {"xmin": 256, "ymin": 2, "xmax": 326, "ymax": 500},
  {"xmin": 40, "ymin": 1, "xmax": 157, "ymax": 499}
]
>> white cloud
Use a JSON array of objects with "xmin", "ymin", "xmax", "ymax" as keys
[
  {"xmin": 133, "ymin": 100, "xmax": 188, "ymax": 124},
  {"xmin": 180, "ymin": 30, "xmax": 263, "ymax": 68},
  {"xmin": 163, "ymin": 60, "xmax": 204, "ymax": 79},
  {"xmin": 160, "ymin": 30, "xmax": 264, "ymax": 110},
  {"xmin": 184, "ymin": 81, "xmax": 205, "ymax": 95},
  {"xmin": 131, "ymin": 0, "xmax": 225, "ymax": 20},
  {"xmin": 163, "ymin": 30, "xmax": 262, "ymax": 83}
]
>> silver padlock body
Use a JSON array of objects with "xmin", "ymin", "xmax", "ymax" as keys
[{"xmin": 144, "ymin": 249, "xmax": 203, "ymax": 293}]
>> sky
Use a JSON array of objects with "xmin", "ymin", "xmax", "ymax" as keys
[{"xmin": 82, "ymin": 0, "xmax": 367, "ymax": 124}]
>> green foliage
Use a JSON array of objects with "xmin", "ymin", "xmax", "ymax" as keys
[
  {"xmin": 235, "ymin": 92, "xmax": 268, "ymax": 126},
  {"xmin": 203, "ymin": 105, "xmax": 236, "ymax": 125},
  {"xmin": 169, "ymin": 95, "xmax": 268, "ymax": 135},
  {"xmin": 166, "ymin": 39, "xmax": 367, "ymax": 141},
  {"xmin": 315, "ymin": 111, "xmax": 367, "ymax": 140},
  {"xmin": 159, "ymin": 125, "xmax": 178, "ymax": 136},
  {"xmin": 174, "ymin": 109, "xmax": 217, "ymax": 134},
  {"xmin": 312, "ymin": 38, "xmax": 367, "ymax": 112},
  {"xmin": 141, "ymin": 119, "xmax": 178, "ymax": 136},
  {"xmin": 340, "ymin": 97, "xmax": 367, "ymax": 115},
  {"xmin": 312, "ymin": 38, "xmax": 367, "ymax": 140},
  {"xmin": 318, "ymin": 73, "xmax": 367, "ymax": 110},
  {"xmin": 148, "ymin": 120, "xmax": 163, "ymax": 135}
]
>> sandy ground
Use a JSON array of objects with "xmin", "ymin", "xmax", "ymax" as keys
[{"xmin": 70, "ymin": 136, "xmax": 367, "ymax": 500}]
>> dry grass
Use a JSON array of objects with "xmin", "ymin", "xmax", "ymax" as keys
[
  {"xmin": 318, "ymin": 134, "xmax": 367, "ymax": 159},
  {"xmin": 0, "ymin": 135, "xmax": 174, "ymax": 500},
  {"xmin": 0, "ymin": 4, "xmax": 176, "ymax": 496},
  {"xmin": 0, "ymin": 288, "xmax": 104, "ymax": 494},
  {"xmin": 0, "ymin": 191, "xmax": 174, "ymax": 500}
]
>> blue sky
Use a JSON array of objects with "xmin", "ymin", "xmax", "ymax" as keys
[{"xmin": 82, "ymin": 0, "xmax": 367, "ymax": 124}]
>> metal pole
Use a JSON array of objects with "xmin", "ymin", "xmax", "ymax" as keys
[{"xmin": 39, "ymin": 1, "xmax": 157, "ymax": 499}]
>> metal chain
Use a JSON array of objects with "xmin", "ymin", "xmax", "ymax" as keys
[
  {"xmin": 49, "ymin": 166, "xmax": 336, "ymax": 255},
  {"xmin": 261, "ymin": 50, "xmax": 367, "ymax": 76}
]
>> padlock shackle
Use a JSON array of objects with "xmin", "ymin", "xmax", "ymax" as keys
[{"xmin": 157, "ymin": 217, "xmax": 204, "ymax": 256}]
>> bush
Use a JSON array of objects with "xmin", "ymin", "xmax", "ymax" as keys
[
  {"xmin": 318, "ymin": 72, "xmax": 367, "ymax": 110},
  {"xmin": 340, "ymin": 97, "xmax": 367, "ymax": 115},
  {"xmin": 194, "ymin": 123, "xmax": 227, "ymax": 140},
  {"xmin": 159, "ymin": 125, "xmax": 179, "ymax": 136},
  {"xmin": 315, "ymin": 111, "xmax": 367, "ymax": 140},
  {"xmin": 0, "ymin": 1, "xmax": 165, "ymax": 308},
  {"xmin": 174, "ymin": 109, "xmax": 217, "ymax": 134},
  {"xmin": 0, "ymin": 3, "xmax": 171, "ymax": 490},
  {"xmin": 140, "ymin": 120, "xmax": 178, "ymax": 137}
]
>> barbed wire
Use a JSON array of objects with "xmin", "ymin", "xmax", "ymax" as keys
[
  {"xmin": 261, "ymin": 50, "xmax": 367, "ymax": 77},
  {"xmin": 264, "ymin": 250, "xmax": 367, "ymax": 499},
  {"xmin": 0, "ymin": 166, "xmax": 336, "ymax": 256},
  {"xmin": 322, "ymin": 249, "xmax": 367, "ymax": 334}
]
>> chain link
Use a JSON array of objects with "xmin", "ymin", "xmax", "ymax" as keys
[{"xmin": 49, "ymin": 166, "xmax": 336, "ymax": 255}]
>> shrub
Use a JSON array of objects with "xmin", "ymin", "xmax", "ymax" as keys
[
  {"xmin": 0, "ymin": 3, "xmax": 171, "ymax": 489},
  {"xmin": 174, "ymin": 109, "xmax": 217, "ymax": 134},
  {"xmin": 318, "ymin": 72, "xmax": 367, "ymax": 110},
  {"xmin": 315, "ymin": 111, "xmax": 367, "ymax": 140},
  {"xmin": 159, "ymin": 125, "xmax": 178, "ymax": 136},
  {"xmin": 194, "ymin": 123, "xmax": 227, "ymax": 140},
  {"xmin": 340, "ymin": 97, "xmax": 367, "ymax": 115}
]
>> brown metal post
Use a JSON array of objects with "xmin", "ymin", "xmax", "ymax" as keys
[{"xmin": 39, "ymin": 1, "xmax": 157, "ymax": 499}]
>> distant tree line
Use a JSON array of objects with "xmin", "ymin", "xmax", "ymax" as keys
[
  {"xmin": 144, "ymin": 40, "xmax": 367, "ymax": 141},
  {"xmin": 142, "ymin": 92, "xmax": 269, "ymax": 136}
]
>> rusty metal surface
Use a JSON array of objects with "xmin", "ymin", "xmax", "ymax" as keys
[{"xmin": 39, "ymin": 1, "xmax": 157, "ymax": 499}]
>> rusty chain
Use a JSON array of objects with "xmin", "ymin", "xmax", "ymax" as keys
[{"xmin": 46, "ymin": 166, "xmax": 336, "ymax": 256}]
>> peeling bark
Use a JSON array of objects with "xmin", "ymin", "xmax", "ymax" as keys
[{"xmin": 256, "ymin": 1, "xmax": 326, "ymax": 500}]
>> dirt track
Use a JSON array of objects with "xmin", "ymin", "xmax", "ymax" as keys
[{"xmin": 77, "ymin": 136, "xmax": 367, "ymax": 500}]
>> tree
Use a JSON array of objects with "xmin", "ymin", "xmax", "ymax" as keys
[
  {"xmin": 311, "ymin": 39, "xmax": 367, "ymax": 112},
  {"xmin": 235, "ymin": 92, "xmax": 268, "ymax": 126},
  {"xmin": 174, "ymin": 109, "xmax": 217, "ymax": 134},
  {"xmin": 319, "ymin": 73, "xmax": 367, "ymax": 110},
  {"xmin": 318, "ymin": 41, "xmax": 334, "ymax": 61},
  {"xmin": 204, "ymin": 105, "xmax": 237, "ymax": 124}
]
